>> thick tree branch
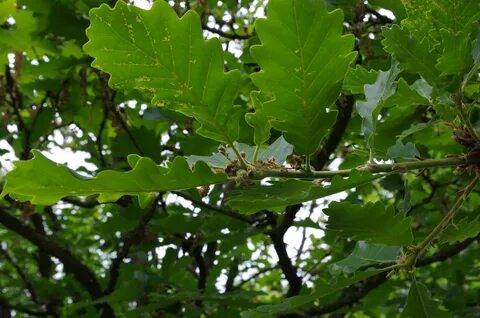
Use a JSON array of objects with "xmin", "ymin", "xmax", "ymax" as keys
[
  {"xmin": 202, "ymin": 24, "xmax": 251, "ymax": 40},
  {"xmin": 268, "ymin": 205, "xmax": 303, "ymax": 297},
  {"xmin": 313, "ymin": 95, "xmax": 354, "ymax": 170},
  {"xmin": 0, "ymin": 208, "xmax": 115, "ymax": 317}
]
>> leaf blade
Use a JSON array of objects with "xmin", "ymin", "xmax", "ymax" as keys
[
  {"xmin": 0, "ymin": 150, "xmax": 228, "ymax": 205},
  {"xmin": 250, "ymin": 0, "xmax": 356, "ymax": 155},
  {"xmin": 83, "ymin": 1, "xmax": 242, "ymax": 143}
]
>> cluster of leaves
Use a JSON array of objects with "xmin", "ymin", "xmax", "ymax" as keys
[{"xmin": 0, "ymin": 0, "xmax": 480, "ymax": 317}]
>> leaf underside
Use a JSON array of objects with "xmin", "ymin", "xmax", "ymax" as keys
[{"xmin": 0, "ymin": 150, "xmax": 228, "ymax": 205}]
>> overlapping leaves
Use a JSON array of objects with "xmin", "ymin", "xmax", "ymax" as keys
[{"xmin": 227, "ymin": 170, "xmax": 383, "ymax": 214}]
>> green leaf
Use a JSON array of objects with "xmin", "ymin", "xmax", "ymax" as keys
[
  {"xmin": 83, "ymin": 1, "xmax": 242, "ymax": 144},
  {"xmin": 330, "ymin": 242, "xmax": 400, "ymax": 275},
  {"xmin": 387, "ymin": 141, "xmax": 420, "ymax": 159},
  {"xmin": 382, "ymin": 25, "xmax": 438, "ymax": 84},
  {"xmin": 356, "ymin": 61, "xmax": 401, "ymax": 148},
  {"xmin": 440, "ymin": 217, "xmax": 480, "ymax": 244},
  {"xmin": 436, "ymin": 30, "xmax": 472, "ymax": 75},
  {"xmin": 473, "ymin": 25, "xmax": 480, "ymax": 64},
  {"xmin": 245, "ymin": 91, "xmax": 272, "ymax": 146},
  {"xmin": 343, "ymin": 65, "xmax": 378, "ymax": 94},
  {"xmin": 385, "ymin": 78, "xmax": 429, "ymax": 108},
  {"xmin": 250, "ymin": 0, "xmax": 356, "ymax": 155},
  {"xmin": 247, "ymin": 269, "xmax": 383, "ymax": 315},
  {"xmin": 401, "ymin": 280, "xmax": 450, "ymax": 318},
  {"xmin": 226, "ymin": 170, "xmax": 383, "ymax": 214},
  {"xmin": 401, "ymin": 0, "xmax": 480, "ymax": 45},
  {"xmin": 324, "ymin": 201, "xmax": 413, "ymax": 245},
  {"xmin": 0, "ymin": 0, "xmax": 15, "ymax": 22},
  {"xmin": 186, "ymin": 136, "xmax": 293, "ymax": 168},
  {"xmin": 0, "ymin": 150, "xmax": 228, "ymax": 205}
]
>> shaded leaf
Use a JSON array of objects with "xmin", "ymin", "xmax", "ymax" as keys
[
  {"xmin": 382, "ymin": 25, "xmax": 438, "ymax": 84},
  {"xmin": 227, "ymin": 170, "xmax": 383, "ymax": 214},
  {"xmin": 250, "ymin": 0, "xmax": 356, "ymax": 155},
  {"xmin": 330, "ymin": 242, "xmax": 400, "ymax": 275},
  {"xmin": 401, "ymin": 280, "xmax": 450, "ymax": 318},
  {"xmin": 440, "ymin": 217, "xmax": 480, "ymax": 244},
  {"xmin": 246, "ymin": 269, "xmax": 384, "ymax": 315},
  {"xmin": 387, "ymin": 141, "xmax": 420, "ymax": 159},
  {"xmin": 343, "ymin": 65, "xmax": 378, "ymax": 94},
  {"xmin": 324, "ymin": 201, "xmax": 413, "ymax": 245}
]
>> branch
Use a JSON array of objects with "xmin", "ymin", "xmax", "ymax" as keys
[
  {"xmin": 61, "ymin": 197, "xmax": 100, "ymax": 208},
  {"xmin": 253, "ymin": 156, "xmax": 477, "ymax": 180},
  {"xmin": 313, "ymin": 95, "xmax": 354, "ymax": 170},
  {"xmin": 306, "ymin": 235, "xmax": 479, "ymax": 315},
  {"xmin": 98, "ymin": 73, "xmax": 145, "ymax": 156},
  {"xmin": 192, "ymin": 245, "xmax": 208, "ymax": 291},
  {"xmin": 0, "ymin": 295, "xmax": 49, "ymax": 317},
  {"xmin": 173, "ymin": 191, "xmax": 252, "ymax": 224},
  {"xmin": 202, "ymin": 24, "xmax": 251, "ymax": 40},
  {"xmin": 406, "ymin": 176, "xmax": 479, "ymax": 267},
  {"xmin": 0, "ymin": 246, "xmax": 38, "ymax": 304},
  {"xmin": 268, "ymin": 205, "xmax": 303, "ymax": 297},
  {"xmin": 0, "ymin": 208, "xmax": 115, "ymax": 317},
  {"xmin": 104, "ymin": 197, "xmax": 160, "ymax": 295}
]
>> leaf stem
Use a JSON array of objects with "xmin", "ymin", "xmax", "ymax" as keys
[
  {"xmin": 252, "ymin": 145, "xmax": 260, "ymax": 163},
  {"xmin": 252, "ymin": 156, "xmax": 477, "ymax": 179},
  {"xmin": 305, "ymin": 155, "xmax": 312, "ymax": 175},
  {"xmin": 454, "ymin": 91, "xmax": 480, "ymax": 142},
  {"xmin": 230, "ymin": 143, "xmax": 249, "ymax": 170}
]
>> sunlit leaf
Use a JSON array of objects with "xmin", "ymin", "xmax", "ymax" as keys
[
  {"xmin": 0, "ymin": 150, "xmax": 228, "ymax": 205},
  {"xmin": 84, "ymin": 1, "xmax": 242, "ymax": 143},
  {"xmin": 250, "ymin": 0, "xmax": 356, "ymax": 155}
]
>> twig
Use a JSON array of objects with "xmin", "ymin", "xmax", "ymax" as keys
[
  {"xmin": 305, "ymin": 234, "xmax": 480, "ymax": 315},
  {"xmin": 104, "ymin": 196, "xmax": 160, "ymax": 295},
  {"xmin": 0, "ymin": 247, "xmax": 39, "ymax": 303},
  {"xmin": 267, "ymin": 205, "xmax": 303, "ymax": 297},
  {"xmin": 0, "ymin": 208, "xmax": 115, "ymax": 317},
  {"xmin": 409, "ymin": 176, "xmax": 479, "ymax": 265},
  {"xmin": 252, "ymin": 156, "xmax": 477, "ymax": 180},
  {"xmin": 173, "ymin": 191, "xmax": 252, "ymax": 224},
  {"xmin": 202, "ymin": 24, "xmax": 250, "ymax": 40}
]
